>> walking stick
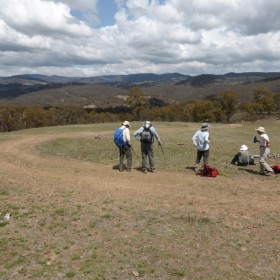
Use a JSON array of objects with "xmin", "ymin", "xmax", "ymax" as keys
[
  {"xmin": 130, "ymin": 145, "xmax": 142, "ymax": 165},
  {"xmin": 158, "ymin": 143, "xmax": 167, "ymax": 161}
]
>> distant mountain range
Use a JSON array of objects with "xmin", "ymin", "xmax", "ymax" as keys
[{"xmin": 1, "ymin": 72, "xmax": 280, "ymax": 107}]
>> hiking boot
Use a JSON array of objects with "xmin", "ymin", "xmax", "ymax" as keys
[
  {"xmin": 143, "ymin": 169, "xmax": 148, "ymax": 174},
  {"xmin": 119, "ymin": 168, "xmax": 124, "ymax": 172},
  {"xmin": 150, "ymin": 168, "xmax": 156, "ymax": 173},
  {"xmin": 265, "ymin": 170, "xmax": 275, "ymax": 176}
]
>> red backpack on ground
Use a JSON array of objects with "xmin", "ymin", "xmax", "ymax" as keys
[
  {"xmin": 271, "ymin": 164, "xmax": 280, "ymax": 173},
  {"xmin": 196, "ymin": 164, "xmax": 219, "ymax": 177}
]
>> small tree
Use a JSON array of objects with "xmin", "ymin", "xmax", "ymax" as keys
[
  {"xmin": 273, "ymin": 93, "xmax": 280, "ymax": 112},
  {"xmin": 240, "ymin": 102, "xmax": 260, "ymax": 122},
  {"xmin": 254, "ymin": 88, "xmax": 276, "ymax": 115},
  {"xmin": 126, "ymin": 87, "xmax": 148, "ymax": 120},
  {"xmin": 217, "ymin": 91, "xmax": 239, "ymax": 122}
]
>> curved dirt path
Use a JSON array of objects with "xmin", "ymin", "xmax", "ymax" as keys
[
  {"xmin": 0, "ymin": 130, "xmax": 279, "ymax": 217},
  {"xmin": 0, "ymin": 131, "xmax": 279, "ymax": 279}
]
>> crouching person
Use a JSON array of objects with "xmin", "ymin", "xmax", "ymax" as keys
[{"xmin": 231, "ymin": 145, "xmax": 255, "ymax": 166}]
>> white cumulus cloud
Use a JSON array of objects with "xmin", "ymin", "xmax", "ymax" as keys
[{"xmin": 0, "ymin": 0, "xmax": 280, "ymax": 77}]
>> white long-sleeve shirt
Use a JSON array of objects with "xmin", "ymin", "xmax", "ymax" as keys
[
  {"xmin": 192, "ymin": 130, "xmax": 210, "ymax": 151},
  {"xmin": 121, "ymin": 125, "xmax": 131, "ymax": 143}
]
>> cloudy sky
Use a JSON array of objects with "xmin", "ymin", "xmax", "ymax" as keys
[{"xmin": 0, "ymin": 0, "xmax": 280, "ymax": 77}]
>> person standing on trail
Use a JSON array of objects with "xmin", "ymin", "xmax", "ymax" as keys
[
  {"xmin": 192, "ymin": 123, "xmax": 210, "ymax": 172},
  {"xmin": 254, "ymin": 126, "xmax": 274, "ymax": 176},
  {"xmin": 114, "ymin": 121, "xmax": 132, "ymax": 172},
  {"xmin": 133, "ymin": 121, "xmax": 161, "ymax": 173}
]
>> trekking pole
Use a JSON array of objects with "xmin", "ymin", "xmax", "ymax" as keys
[
  {"xmin": 158, "ymin": 143, "xmax": 167, "ymax": 161},
  {"xmin": 130, "ymin": 145, "xmax": 142, "ymax": 165}
]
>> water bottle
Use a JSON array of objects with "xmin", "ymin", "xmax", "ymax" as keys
[{"xmin": 253, "ymin": 136, "xmax": 257, "ymax": 143}]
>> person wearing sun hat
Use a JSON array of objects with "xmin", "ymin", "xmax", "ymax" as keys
[
  {"xmin": 133, "ymin": 121, "xmax": 161, "ymax": 173},
  {"xmin": 192, "ymin": 122, "xmax": 210, "ymax": 172},
  {"xmin": 118, "ymin": 121, "xmax": 132, "ymax": 172},
  {"xmin": 231, "ymin": 144, "xmax": 254, "ymax": 165},
  {"xmin": 254, "ymin": 126, "xmax": 274, "ymax": 175}
]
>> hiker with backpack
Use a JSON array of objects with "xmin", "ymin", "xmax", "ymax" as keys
[
  {"xmin": 254, "ymin": 126, "xmax": 274, "ymax": 176},
  {"xmin": 231, "ymin": 144, "xmax": 255, "ymax": 166},
  {"xmin": 133, "ymin": 121, "xmax": 161, "ymax": 173},
  {"xmin": 113, "ymin": 121, "xmax": 132, "ymax": 172},
  {"xmin": 192, "ymin": 123, "xmax": 210, "ymax": 172}
]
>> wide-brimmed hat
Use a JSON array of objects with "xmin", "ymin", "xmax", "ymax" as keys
[
  {"xmin": 122, "ymin": 121, "xmax": 131, "ymax": 127},
  {"xmin": 240, "ymin": 144, "xmax": 248, "ymax": 151},
  {"xmin": 143, "ymin": 121, "xmax": 152, "ymax": 128},
  {"xmin": 201, "ymin": 122, "xmax": 208, "ymax": 131},
  {"xmin": 255, "ymin": 126, "xmax": 266, "ymax": 133}
]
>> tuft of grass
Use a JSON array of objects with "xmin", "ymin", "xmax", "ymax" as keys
[
  {"xmin": 71, "ymin": 254, "xmax": 81, "ymax": 261},
  {"xmin": 65, "ymin": 272, "xmax": 75, "ymax": 278},
  {"xmin": 177, "ymin": 215, "xmax": 211, "ymax": 224},
  {"xmin": 89, "ymin": 220, "xmax": 97, "ymax": 228},
  {"xmin": 53, "ymin": 208, "xmax": 67, "ymax": 216},
  {"xmin": 173, "ymin": 268, "xmax": 186, "ymax": 277},
  {"xmin": 0, "ymin": 221, "xmax": 9, "ymax": 227},
  {"xmin": 101, "ymin": 214, "xmax": 111, "ymax": 219}
]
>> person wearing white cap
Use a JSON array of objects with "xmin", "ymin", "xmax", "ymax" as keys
[
  {"xmin": 133, "ymin": 121, "xmax": 161, "ymax": 173},
  {"xmin": 192, "ymin": 122, "xmax": 210, "ymax": 172},
  {"xmin": 254, "ymin": 127, "xmax": 274, "ymax": 175},
  {"xmin": 231, "ymin": 144, "xmax": 254, "ymax": 165},
  {"xmin": 118, "ymin": 121, "xmax": 132, "ymax": 172}
]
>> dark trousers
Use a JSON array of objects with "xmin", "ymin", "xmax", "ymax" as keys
[
  {"xmin": 196, "ymin": 149, "xmax": 209, "ymax": 164},
  {"xmin": 119, "ymin": 146, "xmax": 132, "ymax": 171},
  {"xmin": 141, "ymin": 142, "xmax": 155, "ymax": 170}
]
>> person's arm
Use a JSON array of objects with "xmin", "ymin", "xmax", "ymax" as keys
[
  {"xmin": 123, "ymin": 128, "xmax": 131, "ymax": 145},
  {"xmin": 133, "ymin": 127, "xmax": 143, "ymax": 141},
  {"xmin": 263, "ymin": 134, "xmax": 270, "ymax": 147},
  {"xmin": 205, "ymin": 132, "xmax": 210, "ymax": 143},
  {"xmin": 192, "ymin": 131, "xmax": 198, "ymax": 145},
  {"xmin": 151, "ymin": 127, "xmax": 161, "ymax": 144}
]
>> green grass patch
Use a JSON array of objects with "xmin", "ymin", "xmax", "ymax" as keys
[
  {"xmin": 0, "ymin": 221, "xmax": 9, "ymax": 227},
  {"xmin": 65, "ymin": 271, "xmax": 75, "ymax": 278},
  {"xmin": 37, "ymin": 121, "xmax": 280, "ymax": 175}
]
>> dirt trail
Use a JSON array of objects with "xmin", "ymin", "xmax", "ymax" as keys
[
  {"xmin": 0, "ymin": 131, "xmax": 278, "ymax": 214},
  {"xmin": 0, "ymin": 131, "xmax": 279, "ymax": 279}
]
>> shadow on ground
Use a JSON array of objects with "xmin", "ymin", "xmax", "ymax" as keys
[
  {"xmin": 185, "ymin": 166, "xmax": 196, "ymax": 172},
  {"xmin": 238, "ymin": 168, "xmax": 259, "ymax": 175}
]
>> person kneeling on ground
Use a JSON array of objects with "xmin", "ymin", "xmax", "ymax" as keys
[{"xmin": 231, "ymin": 144, "xmax": 255, "ymax": 166}]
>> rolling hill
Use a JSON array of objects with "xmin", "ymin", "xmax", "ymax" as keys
[{"xmin": 1, "ymin": 72, "xmax": 280, "ymax": 107}]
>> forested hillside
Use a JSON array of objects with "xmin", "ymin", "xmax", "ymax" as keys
[{"xmin": 0, "ymin": 72, "xmax": 279, "ymax": 133}]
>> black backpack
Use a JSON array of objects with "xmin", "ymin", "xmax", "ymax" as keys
[{"xmin": 140, "ymin": 125, "xmax": 154, "ymax": 143}]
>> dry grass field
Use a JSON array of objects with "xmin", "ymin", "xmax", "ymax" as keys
[{"xmin": 0, "ymin": 121, "xmax": 279, "ymax": 279}]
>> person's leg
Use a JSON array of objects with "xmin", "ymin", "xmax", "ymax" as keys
[
  {"xmin": 141, "ymin": 143, "xmax": 148, "ymax": 172},
  {"xmin": 231, "ymin": 152, "xmax": 240, "ymax": 164},
  {"xmin": 148, "ymin": 144, "xmax": 155, "ymax": 171},
  {"xmin": 195, "ymin": 150, "xmax": 203, "ymax": 171},
  {"xmin": 196, "ymin": 150, "xmax": 203, "ymax": 164},
  {"xmin": 202, "ymin": 149, "xmax": 209, "ymax": 164},
  {"xmin": 119, "ymin": 147, "xmax": 124, "ymax": 171},
  {"xmin": 259, "ymin": 147, "xmax": 273, "ymax": 174},
  {"xmin": 125, "ymin": 146, "xmax": 132, "ymax": 171}
]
